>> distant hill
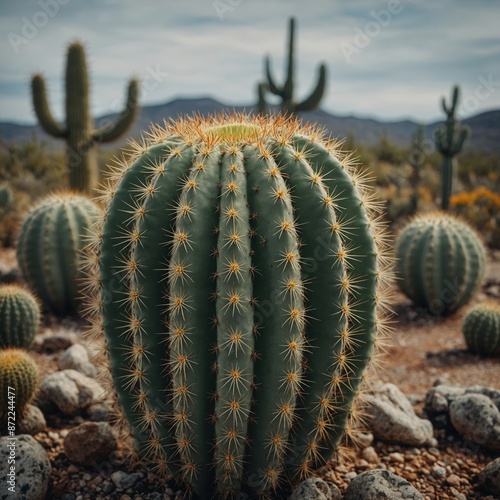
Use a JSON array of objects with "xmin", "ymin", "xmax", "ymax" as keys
[{"xmin": 1, "ymin": 97, "xmax": 499, "ymax": 154}]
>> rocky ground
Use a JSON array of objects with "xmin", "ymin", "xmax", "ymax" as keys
[{"xmin": 0, "ymin": 247, "xmax": 499, "ymax": 500}]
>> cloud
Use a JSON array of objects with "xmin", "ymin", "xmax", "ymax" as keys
[{"xmin": 0, "ymin": 0, "xmax": 499, "ymax": 123}]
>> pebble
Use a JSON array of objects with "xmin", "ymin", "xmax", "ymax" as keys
[
  {"xmin": 63, "ymin": 421, "xmax": 117, "ymax": 466},
  {"xmin": 432, "ymin": 466, "xmax": 447, "ymax": 478},
  {"xmin": 17, "ymin": 404, "xmax": 46, "ymax": 435},
  {"xmin": 58, "ymin": 344, "xmax": 97, "ymax": 378},
  {"xmin": 361, "ymin": 446, "xmax": 379, "ymax": 464},
  {"xmin": 111, "ymin": 471, "xmax": 142, "ymax": 490},
  {"xmin": 39, "ymin": 369, "xmax": 105, "ymax": 415},
  {"xmin": 389, "ymin": 452, "xmax": 405, "ymax": 463},
  {"xmin": 87, "ymin": 402, "xmax": 114, "ymax": 422},
  {"xmin": 445, "ymin": 474, "xmax": 461, "ymax": 487}
]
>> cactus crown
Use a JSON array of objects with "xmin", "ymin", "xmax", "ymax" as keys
[
  {"xmin": 0, "ymin": 349, "xmax": 39, "ymax": 418},
  {"xmin": 86, "ymin": 113, "xmax": 392, "ymax": 497},
  {"xmin": 0, "ymin": 284, "xmax": 40, "ymax": 349}
]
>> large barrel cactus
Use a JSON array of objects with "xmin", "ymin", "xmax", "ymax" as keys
[
  {"xmin": 17, "ymin": 192, "xmax": 99, "ymax": 315},
  {"xmin": 462, "ymin": 302, "xmax": 500, "ymax": 356},
  {"xmin": 395, "ymin": 212, "xmax": 486, "ymax": 315},
  {"xmin": 0, "ymin": 284, "xmax": 40, "ymax": 349},
  {"xmin": 86, "ymin": 114, "xmax": 391, "ymax": 497}
]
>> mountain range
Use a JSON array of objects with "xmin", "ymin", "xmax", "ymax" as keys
[{"xmin": 1, "ymin": 97, "xmax": 499, "ymax": 153}]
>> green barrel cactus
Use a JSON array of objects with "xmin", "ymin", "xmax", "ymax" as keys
[
  {"xmin": 86, "ymin": 114, "xmax": 391, "ymax": 497},
  {"xmin": 0, "ymin": 349, "xmax": 39, "ymax": 419},
  {"xmin": 17, "ymin": 192, "xmax": 100, "ymax": 316},
  {"xmin": 31, "ymin": 41, "xmax": 139, "ymax": 194},
  {"xmin": 0, "ymin": 284, "xmax": 40, "ymax": 349},
  {"xmin": 462, "ymin": 302, "xmax": 500, "ymax": 356},
  {"xmin": 395, "ymin": 212, "xmax": 486, "ymax": 315},
  {"xmin": 0, "ymin": 184, "xmax": 13, "ymax": 210}
]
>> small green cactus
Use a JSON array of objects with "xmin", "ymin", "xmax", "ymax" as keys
[
  {"xmin": 0, "ymin": 349, "xmax": 39, "ymax": 419},
  {"xmin": 86, "ymin": 113, "xmax": 392, "ymax": 497},
  {"xmin": 0, "ymin": 184, "xmax": 12, "ymax": 210},
  {"xmin": 0, "ymin": 284, "xmax": 40, "ymax": 349},
  {"xmin": 408, "ymin": 126, "xmax": 426, "ymax": 215},
  {"xmin": 462, "ymin": 302, "xmax": 500, "ymax": 356},
  {"xmin": 31, "ymin": 41, "xmax": 139, "ymax": 194},
  {"xmin": 396, "ymin": 212, "xmax": 486, "ymax": 315},
  {"xmin": 434, "ymin": 85, "xmax": 470, "ymax": 210},
  {"xmin": 262, "ymin": 17, "xmax": 327, "ymax": 115},
  {"xmin": 17, "ymin": 192, "xmax": 100, "ymax": 315}
]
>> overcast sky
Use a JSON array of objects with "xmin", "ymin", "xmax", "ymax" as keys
[{"xmin": 1, "ymin": 0, "xmax": 499, "ymax": 124}]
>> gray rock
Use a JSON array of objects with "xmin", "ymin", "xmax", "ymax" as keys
[
  {"xmin": 111, "ymin": 470, "xmax": 141, "ymax": 490},
  {"xmin": 17, "ymin": 405, "xmax": 46, "ymax": 435},
  {"xmin": 364, "ymin": 383, "xmax": 435, "ymax": 446},
  {"xmin": 40, "ymin": 369, "xmax": 105, "ymax": 415},
  {"xmin": 0, "ymin": 434, "xmax": 51, "ymax": 500},
  {"xmin": 344, "ymin": 469, "xmax": 424, "ymax": 499},
  {"xmin": 33, "ymin": 330, "xmax": 78, "ymax": 353},
  {"xmin": 58, "ymin": 344, "xmax": 97, "ymax": 378},
  {"xmin": 289, "ymin": 477, "xmax": 341, "ymax": 500},
  {"xmin": 87, "ymin": 402, "xmax": 114, "ymax": 422},
  {"xmin": 425, "ymin": 385, "xmax": 500, "ymax": 415},
  {"xmin": 477, "ymin": 458, "xmax": 500, "ymax": 495},
  {"xmin": 449, "ymin": 394, "xmax": 500, "ymax": 451},
  {"xmin": 63, "ymin": 421, "xmax": 117, "ymax": 466}
]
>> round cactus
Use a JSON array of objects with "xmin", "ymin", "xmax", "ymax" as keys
[
  {"xmin": 0, "ymin": 349, "xmax": 39, "ymax": 419},
  {"xmin": 17, "ymin": 192, "xmax": 100, "ymax": 315},
  {"xmin": 0, "ymin": 184, "xmax": 12, "ymax": 210},
  {"xmin": 0, "ymin": 284, "xmax": 40, "ymax": 349},
  {"xmin": 86, "ymin": 114, "xmax": 392, "ymax": 497},
  {"xmin": 462, "ymin": 302, "xmax": 500, "ymax": 356},
  {"xmin": 395, "ymin": 212, "xmax": 486, "ymax": 315}
]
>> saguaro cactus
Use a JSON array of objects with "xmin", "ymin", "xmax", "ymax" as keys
[
  {"xmin": 17, "ymin": 192, "xmax": 99, "ymax": 315},
  {"xmin": 86, "ymin": 113, "xmax": 392, "ymax": 497},
  {"xmin": 31, "ymin": 41, "xmax": 139, "ymax": 194},
  {"xmin": 434, "ymin": 85, "xmax": 470, "ymax": 210},
  {"xmin": 262, "ymin": 17, "xmax": 327, "ymax": 115},
  {"xmin": 462, "ymin": 302, "xmax": 500, "ymax": 356},
  {"xmin": 408, "ymin": 126, "xmax": 426, "ymax": 215},
  {"xmin": 0, "ymin": 284, "xmax": 40, "ymax": 349},
  {"xmin": 395, "ymin": 212, "xmax": 486, "ymax": 315},
  {"xmin": 0, "ymin": 349, "xmax": 39, "ymax": 419}
]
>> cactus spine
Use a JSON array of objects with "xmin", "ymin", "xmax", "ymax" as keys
[
  {"xmin": 263, "ymin": 18, "xmax": 327, "ymax": 115},
  {"xmin": 462, "ymin": 302, "xmax": 500, "ymax": 356},
  {"xmin": 17, "ymin": 192, "xmax": 99, "ymax": 315},
  {"xmin": 434, "ymin": 85, "xmax": 470, "ymax": 210},
  {"xmin": 0, "ymin": 285, "xmax": 40, "ymax": 349},
  {"xmin": 395, "ymin": 212, "xmax": 486, "ymax": 315},
  {"xmin": 87, "ymin": 114, "xmax": 391, "ymax": 497},
  {"xmin": 0, "ymin": 184, "xmax": 12, "ymax": 211},
  {"xmin": 0, "ymin": 349, "xmax": 39, "ymax": 419},
  {"xmin": 31, "ymin": 41, "xmax": 139, "ymax": 194}
]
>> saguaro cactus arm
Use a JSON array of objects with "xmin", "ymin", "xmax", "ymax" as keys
[
  {"xmin": 31, "ymin": 74, "xmax": 67, "ymax": 138},
  {"xmin": 93, "ymin": 79, "xmax": 139, "ymax": 143},
  {"xmin": 295, "ymin": 64, "xmax": 327, "ymax": 112}
]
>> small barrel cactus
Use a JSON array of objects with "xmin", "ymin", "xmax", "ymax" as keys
[
  {"xmin": 462, "ymin": 302, "xmax": 500, "ymax": 356},
  {"xmin": 86, "ymin": 113, "xmax": 392, "ymax": 497},
  {"xmin": 0, "ymin": 349, "xmax": 39, "ymax": 419},
  {"xmin": 395, "ymin": 212, "xmax": 486, "ymax": 315},
  {"xmin": 0, "ymin": 284, "xmax": 40, "ymax": 349},
  {"xmin": 0, "ymin": 184, "xmax": 12, "ymax": 210},
  {"xmin": 17, "ymin": 192, "xmax": 100, "ymax": 315}
]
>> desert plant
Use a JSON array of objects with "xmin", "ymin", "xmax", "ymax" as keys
[
  {"xmin": 434, "ymin": 85, "xmax": 470, "ymax": 210},
  {"xmin": 262, "ymin": 17, "xmax": 326, "ymax": 115},
  {"xmin": 0, "ymin": 284, "xmax": 40, "ymax": 349},
  {"xmin": 17, "ymin": 192, "xmax": 99, "ymax": 315},
  {"xmin": 86, "ymin": 113, "xmax": 392, "ymax": 497},
  {"xmin": 31, "ymin": 41, "xmax": 139, "ymax": 194},
  {"xmin": 462, "ymin": 302, "xmax": 500, "ymax": 356},
  {"xmin": 408, "ymin": 126, "xmax": 426, "ymax": 215},
  {"xmin": 0, "ymin": 184, "xmax": 12, "ymax": 210},
  {"xmin": 0, "ymin": 349, "xmax": 39, "ymax": 419},
  {"xmin": 395, "ymin": 212, "xmax": 486, "ymax": 315},
  {"xmin": 450, "ymin": 187, "xmax": 500, "ymax": 249}
]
